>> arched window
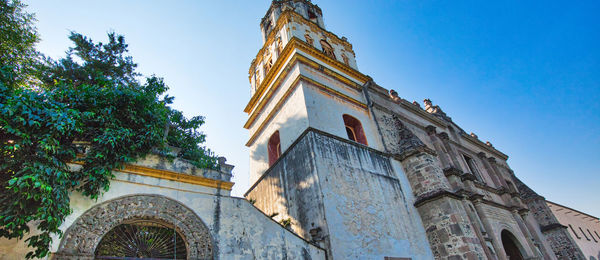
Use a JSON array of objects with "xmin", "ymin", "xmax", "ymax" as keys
[
  {"xmin": 268, "ymin": 131, "xmax": 281, "ymax": 166},
  {"xmin": 343, "ymin": 114, "xmax": 367, "ymax": 145},
  {"xmin": 95, "ymin": 219, "xmax": 187, "ymax": 259},
  {"xmin": 320, "ymin": 39, "xmax": 335, "ymax": 59}
]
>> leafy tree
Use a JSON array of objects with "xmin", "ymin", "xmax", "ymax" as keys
[
  {"xmin": 0, "ymin": 1, "xmax": 218, "ymax": 258},
  {"xmin": 0, "ymin": 0, "xmax": 39, "ymax": 86}
]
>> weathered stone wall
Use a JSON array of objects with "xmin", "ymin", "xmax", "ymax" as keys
[
  {"xmin": 311, "ymin": 130, "xmax": 433, "ymax": 259},
  {"xmin": 1, "ymin": 156, "xmax": 326, "ymax": 260},
  {"xmin": 514, "ymin": 177, "xmax": 585, "ymax": 259},
  {"xmin": 547, "ymin": 201, "xmax": 600, "ymax": 260},
  {"xmin": 401, "ymin": 152, "xmax": 486, "ymax": 260},
  {"xmin": 530, "ymin": 198, "xmax": 586, "ymax": 259},
  {"xmin": 246, "ymin": 129, "xmax": 434, "ymax": 259},
  {"xmin": 246, "ymin": 128, "xmax": 326, "ymax": 243},
  {"xmin": 371, "ymin": 106, "xmax": 487, "ymax": 259},
  {"xmin": 477, "ymin": 203, "xmax": 535, "ymax": 258}
]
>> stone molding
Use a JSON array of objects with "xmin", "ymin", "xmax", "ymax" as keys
[
  {"xmin": 413, "ymin": 189, "xmax": 462, "ymax": 208},
  {"xmin": 54, "ymin": 194, "xmax": 214, "ymax": 260},
  {"xmin": 246, "ymin": 35, "xmax": 367, "ymax": 114},
  {"xmin": 443, "ymin": 166, "xmax": 463, "ymax": 177},
  {"xmin": 539, "ymin": 223, "xmax": 567, "ymax": 232},
  {"xmin": 71, "ymin": 161, "xmax": 234, "ymax": 191}
]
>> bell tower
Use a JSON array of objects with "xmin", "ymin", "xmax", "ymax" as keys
[
  {"xmin": 245, "ymin": 0, "xmax": 368, "ymax": 183},
  {"xmin": 244, "ymin": 1, "xmax": 437, "ymax": 259}
]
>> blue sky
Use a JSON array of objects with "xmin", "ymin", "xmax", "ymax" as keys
[{"xmin": 26, "ymin": 1, "xmax": 599, "ymax": 217}]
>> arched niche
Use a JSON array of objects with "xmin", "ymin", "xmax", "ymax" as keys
[
  {"xmin": 501, "ymin": 229, "xmax": 526, "ymax": 260},
  {"xmin": 54, "ymin": 194, "xmax": 214, "ymax": 260}
]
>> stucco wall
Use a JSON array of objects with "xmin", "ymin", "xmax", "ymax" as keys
[
  {"xmin": 248, "ymin": 64, "xmax": 310, "ymax": 183},
  {"xmin": 246, "ymin": 129, "xmax": 434, "ymax": 260},
  {"xmin": 302, "ymin": 80, "xmax": 384, "ymax": 151},
  {"xmin": 1, "ymin": 167, "xmax": 325, "ymax": 260}
]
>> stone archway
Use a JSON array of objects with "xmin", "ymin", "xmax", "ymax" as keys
[
  {"xmin": 501, "ymin": 230, "xmax": 525, "ymax": 260},
  {"xmin": 54, "ymin": 194, "xmax": 214, "ymax": 260}
]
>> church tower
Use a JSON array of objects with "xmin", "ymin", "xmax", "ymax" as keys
[
  {"xmin": 245, "ymin": 1, "xmax": 560, "ymax": 259},
  {"xmin": 243, "ymin": 1, "xmax": 439, "ymax": 259},
  {"xmin": 245, "ymin": 0, "xmax": 370, "ymax": 184}
]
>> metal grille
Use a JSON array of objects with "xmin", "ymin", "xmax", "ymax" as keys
[{"xmin": 95, "ymin": 220, "xmax": 187, "ymax": 259}]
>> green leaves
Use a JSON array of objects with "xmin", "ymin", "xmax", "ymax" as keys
[
  {"xmin": 0, "ymin": 5, "xmax": 219, "ymax": 258},
  {"xmin": 0, "ymin": 0, "xmax": 39, "ymax": 87}
]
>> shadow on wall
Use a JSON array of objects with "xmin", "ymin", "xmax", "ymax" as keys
[{"xmin": 247, "ymin": 114, "xmax": 316, "ymax": 239}]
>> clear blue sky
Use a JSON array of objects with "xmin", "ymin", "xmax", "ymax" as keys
[{"xmin": 26, "ymin": 1, "xmax": 599, "ymax": 217}]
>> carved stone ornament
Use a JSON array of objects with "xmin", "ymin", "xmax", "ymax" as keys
[
  {"xmin": 264, "ymin": 58, "xmax": 273, "ymax": 74},
  {"xmin": 277, "ymin": 37, "xmax": 283, "ymax": 53},
  {"xmin": 341, "ymin": 53, "xmax": 349, "ymax": 65},
  {"xmin": 54, "ymin": 194, "xmax": 214, "ymax": 260},
  {"xmin": 378, "ymin": 113, "xmax": 432, "ymax": 160},
  {"xmin": 319, "ymin": 39, "xmax": 336, "ymax": 59},
  {"xmin": 304, "ymin": 33, "xmax": 314, "ymax": 45},
  {"xmin": 389, "ymin": 89, "xmax": 399, "ymax": 101}
]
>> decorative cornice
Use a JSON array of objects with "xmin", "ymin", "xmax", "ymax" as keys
[
  {"xmin": 70, "ymin": 162, "xmax": 234, "ymax": 191},
  {"xmin": 518, "ymin": 208, "xmax": 530, "ymax": 216},
  {"xmin": 250, "ymin": 10, "xmax": 356, "ymax": 80},
  {"xmin": 469, "ymin": 193, "xmax": 485, "ymax": 201},
  {"xmin": 244, "ymin": 52, "xmax": 365, "ymax": 130},
  {"xmin": 470, "ymin": 195, "xmax": 514, "ymax": 211},
  {"xmin": 246, "ymin": 37, "xmax": 368, "ymax": 114},
  {"xmin": 460, "ymin": 173, "xmax": 478, "ymax": 182},
  {"xmin": 473, "ymin": 181, "xmax": 508, "ymax": 195},
  {"xmin": 437, "ymin": 132, "xmax": 450, "ymax": 141},
  {"xmin": 245, "ymin": 75, "xmax": 302, "ymax": 146},
  {"xmin": 368, "ymin": 87, "xmax": 448, "ymax": 129},
  {"xmin": 460, "ymin": 132, "xmax": 508, "ymax": 160},
  {"xmin": 244, "ymin": 74, "xmax": 367, "ymax": 147}
]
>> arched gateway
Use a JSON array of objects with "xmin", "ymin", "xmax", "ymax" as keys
[{"xmin": 54, "ymin": 194, "xmax": 214, "ymax": 260}]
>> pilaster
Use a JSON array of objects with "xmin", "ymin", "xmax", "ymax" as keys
[{"xmin": 471, "ymin": 196, "xmax": 509, "ymax": 260}]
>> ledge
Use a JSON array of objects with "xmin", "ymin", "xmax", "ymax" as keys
[
  {"xmin": 413, "ymin": 189, "xmax": 462, "ymax": 208},
  {"xmin": 539, "ymin": 223, "xmax": 567, "ymax": 232},
  {"xmin": 71, "ymin": 158, "xmax": 234, "ymax": 191}
]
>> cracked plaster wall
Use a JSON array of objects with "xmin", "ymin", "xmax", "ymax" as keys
[{"xmin": 246, "ymin": 130, "xmax": 434, "ymax": 260}]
